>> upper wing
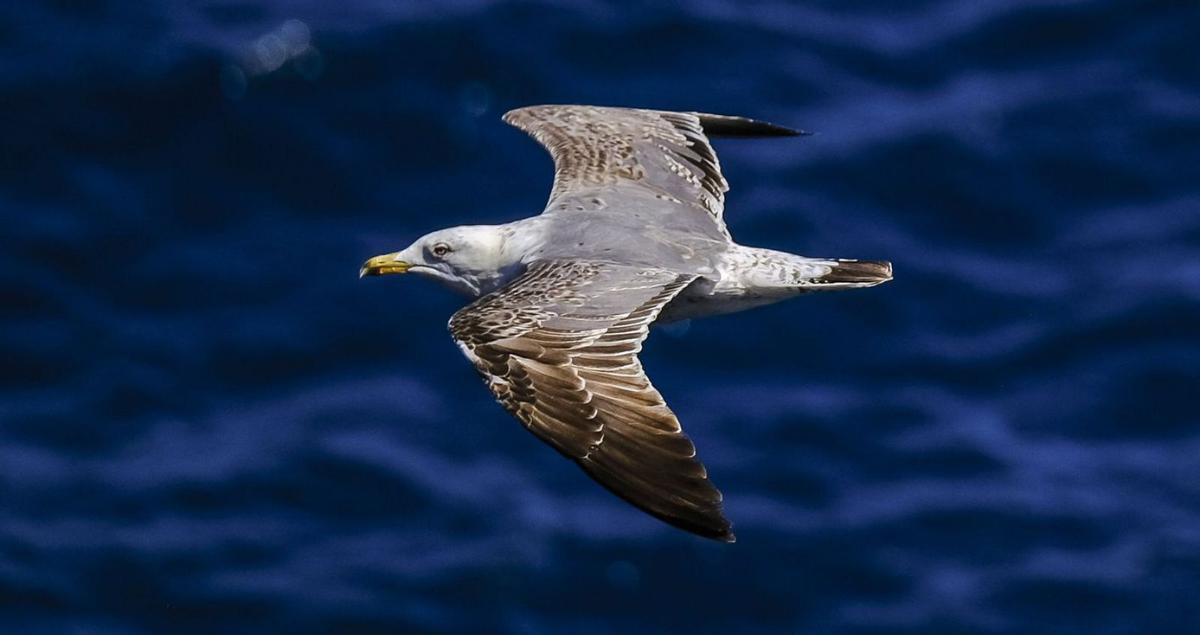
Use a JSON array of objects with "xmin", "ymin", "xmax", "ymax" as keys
[
  {"xmin": 449, "ymin": 260, "xmax": 734, "ymax": 542},
  {"xmin": 504, "ymin": 104, "xmax": 801, "ymax": 242}
]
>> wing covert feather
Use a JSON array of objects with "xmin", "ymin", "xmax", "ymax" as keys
[
  {"xmin": 449, "ymin": 260, "xmax": 734, "ymax": 541},
  {"xmin": 503, "ymin": 105, "xmax": 798, "ymax": 242}
]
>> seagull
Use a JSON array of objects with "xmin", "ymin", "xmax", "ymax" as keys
[{"xmin": 361, "ymin": 105, "xmax": 891, "ymax": 542}]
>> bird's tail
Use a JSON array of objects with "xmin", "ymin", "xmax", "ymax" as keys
[
  {"xmin": 808, "ymin": 259, "xmax": 893, "ymax": 289},
  {"xmin": 731, "ymin": 248, "xmax": 893, "ymax": 293}
]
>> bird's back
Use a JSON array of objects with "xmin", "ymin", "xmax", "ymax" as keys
[{"xmin": 524, "ymin": 209, "xmax": 731, "ymax": 276}]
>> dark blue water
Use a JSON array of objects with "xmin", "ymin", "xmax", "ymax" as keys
[{"xmin": 3, "ymin": 1, "xmax": 1199, "ymax": 633}]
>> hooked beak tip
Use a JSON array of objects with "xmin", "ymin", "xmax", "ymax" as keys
[{"xmin": 360, "ymin": 253, "xmax": 410, "ymax": 278}]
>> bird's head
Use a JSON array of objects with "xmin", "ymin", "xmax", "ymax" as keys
[{"xmin": 359, "ymin": 225, "xmax": 513, "ymax": 297}]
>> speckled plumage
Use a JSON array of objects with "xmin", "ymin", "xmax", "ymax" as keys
[
  {"xmin": 365, "ymin": 105, "xmax": 892, "ymax": 541},
  {"xmin": 449, "ymin": 261, "xmax": 729, "ymax": 539},
  {"xmin": 503, "ymin": 105, "xmax": 740, "ymax": 240}
]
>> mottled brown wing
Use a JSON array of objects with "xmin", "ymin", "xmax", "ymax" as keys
[
  {"xmin": 449, "ymin": 260, "xmax": 734, "ymax": 542},
  {"xmin": 503, "ymin": 104, "xmax": 799, "ymax": 242}
]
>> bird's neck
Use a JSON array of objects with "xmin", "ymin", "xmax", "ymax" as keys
[
  {"xmin": 499, "ymin": 217, "xmax": 549, "ymax": 263},
  {"xmin": 463, "ymin": 218, "xmax": 547, "ymax": 297}
]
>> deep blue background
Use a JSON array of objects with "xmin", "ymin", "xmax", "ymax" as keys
[{"xmin": 2, "ymin": 1, "xmax": 1199, "ymax": 633}]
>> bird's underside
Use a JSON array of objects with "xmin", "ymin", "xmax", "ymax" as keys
[{"xmin": 375, "ymin": 105, "xmax": 892, "ymax": 541}]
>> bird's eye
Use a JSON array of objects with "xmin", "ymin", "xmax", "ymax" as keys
[{"xmin": 431, "ymin": 243, "xmax": 452, "ymax": 258}]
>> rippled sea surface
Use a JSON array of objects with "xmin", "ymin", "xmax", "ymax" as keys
[{"xmin": 3, "ymin": 1, "xmax": 1199, "ymax": 633}]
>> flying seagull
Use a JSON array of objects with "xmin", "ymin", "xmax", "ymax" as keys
[{"xmin": 361, "ymin": 105, "xmax": 891, "ymax": 542}]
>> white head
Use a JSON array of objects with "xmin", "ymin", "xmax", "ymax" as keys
[{"xmin": 359, "ymin": 225, "xmax": 516, "ymax": 297}]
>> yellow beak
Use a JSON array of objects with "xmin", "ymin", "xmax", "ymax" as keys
[{"xmin": 359, "ymin": 252, "xmax": 411, "ymax": 278}]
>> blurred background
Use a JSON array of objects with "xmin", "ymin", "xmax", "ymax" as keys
[{"xmin": 2, "ymin": 0, "xmax": 1198, "ymax": 633}]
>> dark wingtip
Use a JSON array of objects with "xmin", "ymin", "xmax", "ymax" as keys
[
  {"xmin": 693, "ymin": 522, "xmax": 736, "ymax": 543},
  {"xmin": 696, "ymin": 113, "xmax": 809, "ymax": 138},
  {"xmin": 663, "ymin": 516, "xmax": 736, "ymax": 543}
]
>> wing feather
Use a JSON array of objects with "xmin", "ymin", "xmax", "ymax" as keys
[
  {"xmin": 503, "ymin": 104, "xmax": 800, "ymax": 242},
  {"xmin": 450, "ymin": 260, "xmax": 734, "ymax": 541}
]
